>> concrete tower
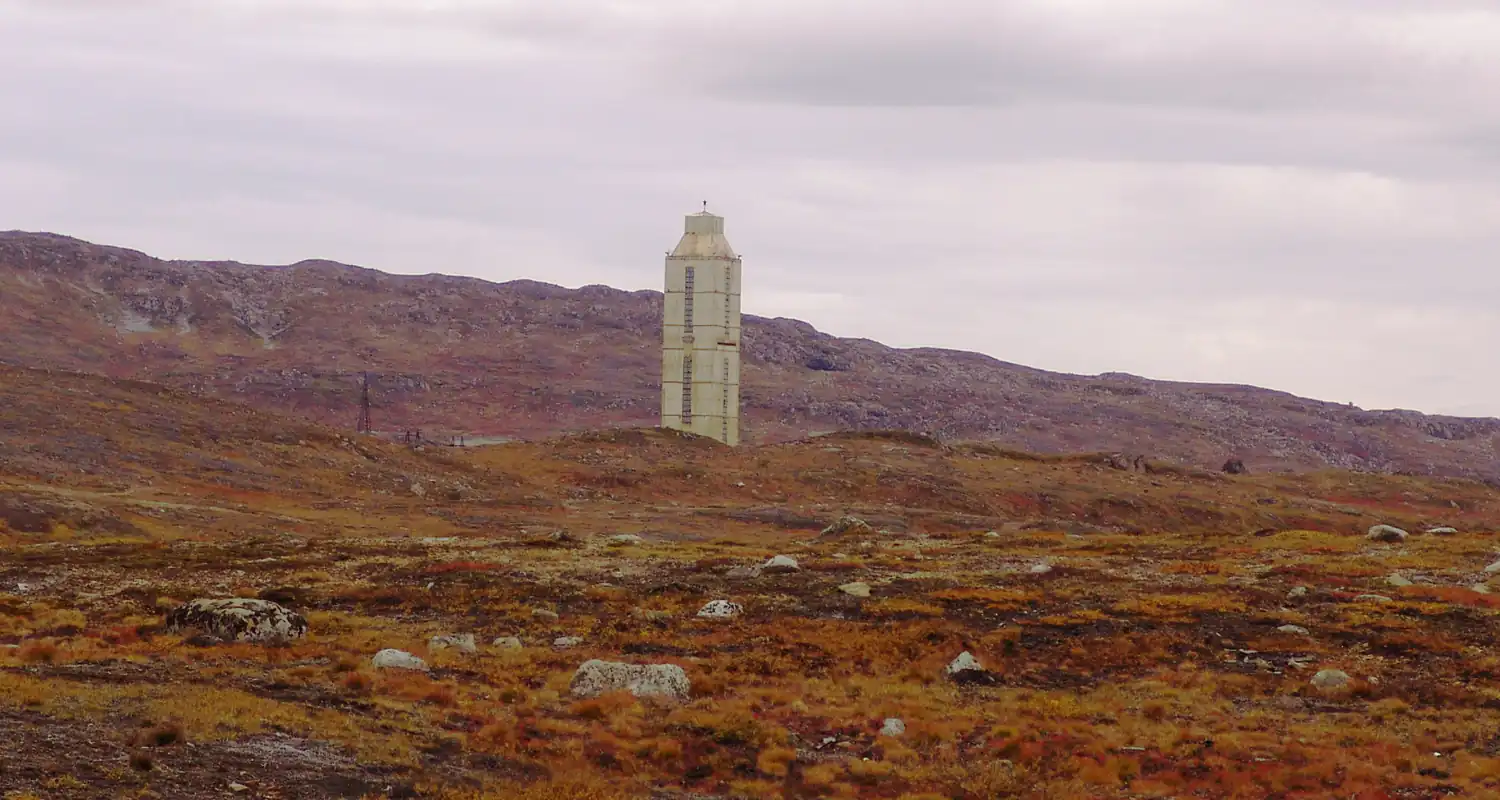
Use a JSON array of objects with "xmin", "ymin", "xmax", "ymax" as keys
[{"xmin": 661, "ymin": 208, "xmax": 741, "ymax": 445}]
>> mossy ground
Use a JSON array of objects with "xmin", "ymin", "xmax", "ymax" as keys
[{"xmin": 4, "ymin": 370, "xmax": 1500, "ymax": 798}]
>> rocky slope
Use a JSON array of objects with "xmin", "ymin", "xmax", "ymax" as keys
[{"xmin": 2, "ymin": 230, "xmax": 1497, "ymax": 482}]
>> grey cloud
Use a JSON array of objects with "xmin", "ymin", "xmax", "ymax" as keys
[{"xmin": 0, "ymin": 0, "xmax": 1497, "ymax": 415}]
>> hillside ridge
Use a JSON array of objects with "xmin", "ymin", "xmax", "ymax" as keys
[{"xmin": 1, "ymin": 229, "xmax": 1497, "ymax": 483}]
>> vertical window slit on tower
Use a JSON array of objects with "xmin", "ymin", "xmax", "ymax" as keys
[{"xmin": 682, "ymin": 266, "xmax": 695, "ymax": 424}]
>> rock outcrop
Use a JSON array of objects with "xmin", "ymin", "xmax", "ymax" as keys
[{"xmin": 164, "ymin": 598, "xmax": 308, "ymax": 644}]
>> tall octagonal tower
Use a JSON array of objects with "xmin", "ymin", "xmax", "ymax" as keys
[{"xmin": 661, "ymin": 208, "xmax": 741, "ymax": 445}]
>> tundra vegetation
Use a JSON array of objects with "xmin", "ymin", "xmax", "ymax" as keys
[{"xmin": 3, "ymin": 365, "xmax": 1500, "ymax": 799}]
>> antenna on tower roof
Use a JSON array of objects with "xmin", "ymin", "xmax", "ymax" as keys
[{"xmin": 702, "ymin": 200, "xmax": 708, "ymax": 213}]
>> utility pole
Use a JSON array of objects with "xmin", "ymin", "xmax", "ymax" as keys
[{"xmin": 356, "ymin": 372, "xmax": 372, "ymax": 434}]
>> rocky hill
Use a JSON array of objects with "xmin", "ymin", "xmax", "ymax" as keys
[{"xmin": 2, "ymin": 230, "xmax": 1497, "ymax": 482}]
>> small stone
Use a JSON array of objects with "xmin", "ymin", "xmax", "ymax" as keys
[
  {"xmin": 607, "ymin": 534, "xmax": 644, "ymax": 547},
  {"xmin": 762, "ymin": 555, "xmax": 801, "ymax": 574},
  {"xmin": 1483, "ymin": 561, "xmax": 1500, "ymax": 575},
  {"xmin": 429, "ymin": 633, "xmax": 477, "ymax": 654},
  {"xmin": 879, "ymin": 718, "xmax": 906, "ymax": 737},
  {"xmin": 1277, "ymin": 625, "xmax": 1310, "ymax": 636},
  {"xmin": 410, "ymin": 483, "xmax": 426, "ymax": 498},
  {"xmin": 492, "ymin": 636, "xmax": 523, "ymax": 650},
  {"xmin": 1366, "ymin": 525, "xmax": 1409, "ymax": 543},
  {"xmin": 1386, "ymin": 575, "xmax": 1413, "ymax": 588},
  {"xmin": 371, "ymin": 649, "xmax": 428, "ymax": 671},
  {"xmin": 1355, "ymin": 594, "xmax": 1393, "ymax": 604},
  {"xmin": 554, "ymin": 636, "xmax": 583, "ymax": 649},
  {"xmin": 838, "ymin": 582, "xmax": 871, "ymax": 598},
  {"xmin": 532, "ymin": 609, "xmax": 560, "ymax": 622},
  {"xmin": 1029, "ymin": 563, "xmax": 1053, "ymax": 575},
  {"xmin": 725, "ymin": 566, "xmax": 762, "ymax": 580},
  {"xmin": 1426, "ymin": 527, "xmax": 1458, "ymax": 535},
  {"xmin": 1473, "ymin": 584, "xmax": 1493, "ymax": 595},
  {"xmin": 1312, "ymin": 669, "xmax": 1351, "ymax": 691},
  {"xmin": 229, "ymin": 783, "xmax": 249, "ymax": 793},
  {"xmin": 1287, "ymin": 586, "xmax": 1310, "ymax": 599},
  {"xmin": 984, "ymin": 531, "xmax": 1001, "ymax": 539},
  {"xmin": 570, "ymin": 659, "xmax": 690, "ymax": 701},
  {"xmin": 696, "ymin": 600, "xmax": 744, "ymax": 619}
]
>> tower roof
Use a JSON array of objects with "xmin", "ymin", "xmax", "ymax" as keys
[{"xmin": 671, "ymin": 209, "xmax": 737, "ymax": 259}]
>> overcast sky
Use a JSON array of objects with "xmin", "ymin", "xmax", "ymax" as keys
[{"xmin": 3, "ymin": 0, "xmax": 1498, "ymax": 417}]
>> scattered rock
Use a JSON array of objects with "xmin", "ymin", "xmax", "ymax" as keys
[
  {"xmin": 371, "ymin": 649, "xmax": 428, "ymax": 671},
  {"xmin": 696, "ymin": 600, "xmax": 744, "ymax": 619},
  {"xmin": 1287, "ymin": 586, "xmax": 1310, "ymax": 600},
  {"xmin": 429, "ymin": 633, "xmax": 477, "ymax": 654},
  {"xmin": 946, "ymin": 651, "xmax": 986, "ymax": 678},
  {"xmin": 409, "ymin": 482, "xmax": 426, "ymax": 498},
  {"xmin": 983, "ymin": 531, "xmax": 1001, "ymax": 539},
  {"xmin": 229, "ymin": 783, "xmax": 249, "ymax": 793},
  {"xmin": 607, "ymin": 534, "xmax": 644, "ymax": 547},
  {"xmin": 1427, "ymin": 527, "xmax": 1459, "ymax": 536},
  {"xmin": 532, "ymin": 608, "xmax": 560, "ymax": 622},
  {"xmin": 1484, "ymin": 561, "xmax": 1500, "ymax": 575},
  {"xmin": 1366, "ymin": 525, "xmax": 1409, "ymax": 543},
  {"xmin": 1029, "ymin": 563, "xmax": 1054, "ymax": 575},
  {"xmin": 1473, "ymin": 584, "xmax": 1492, "ymax": 595},
  {"xmin": 762, "ymin": 555, "xmax": 801, "ymax": 574},
  {"xmin": 164, "ymin": 598, "xmax": 309, "ymax": 644},
  {"xmin": 1311, "ymin": 669, "xmax": 1351, "ymax": 691},
  {"xmin": 554, "ymin": 636, "xmax": 584, "ymax": 649},
  {"xmin": 1277, "ymin": 625, "xmax": 1311, "ymax": 636},
  {"xmin": 838, "ymin": 582, "xmax": 872, "ymax": 598},
  {"xmin": 1355, "ymin": 594, "xmax": 1393, "ymax": 604},
  {"xmin": 1222, "ymin": 459, "xmax": 1248, "ymax": 475},
  {"xmin": 492, "ymin": 636, "xmax": 523, "ymax": 650},
  {"xmin": 820, "ymin": 516, "xmax": 875, "ymax": 538},
  {"xmin": 570, "ymin": 659, "xmax": 690, "ymax": 702},
  {"xmin": 725, "ymin": 566, "xmax": 763, "ymax": 580},
  {"xmin": 1386, "ymin": 575, "xmax": 1413, "ymax": 588},
  {"xmin": 879, "ymin": 718, "xmax": 906, "ymax": 737}
]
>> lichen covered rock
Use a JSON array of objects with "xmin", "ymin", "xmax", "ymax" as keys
[
  {"xmin": 164, "ymin": 598, "xmax": 308, "ymax": 644},
  {"xmin": 697, "ymin": 600, "xmax": 744, "ymax": 619},
  {"xmin": 570, "ymin": 659, "xmax": 690, "ymax": 701}
]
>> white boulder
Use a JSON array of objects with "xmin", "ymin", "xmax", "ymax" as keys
[
  {"xmin": 946, "ymin": 651, "xmax": 985, "ymax": 676},
  {"xmin": 570, "ymin": 659, "xmax": 690, "ymax": 702},
  {"xmin": 838, "ymin": 582, "xmax": 872, "ymax": 598},
  {"xmin": 371, "ymin": 649, "xmax": 428, "ymax": 671},
  {"xmin": 879, "ymin": 718, "xmax": 906, "ymax": 737},
  {"xmin": 1311, "ymin": 669, "xmax": 1351, "ymax": 691},
  {"xmin": 762, "ymin": 555, "xmax": 801, "ymax": 574}
]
